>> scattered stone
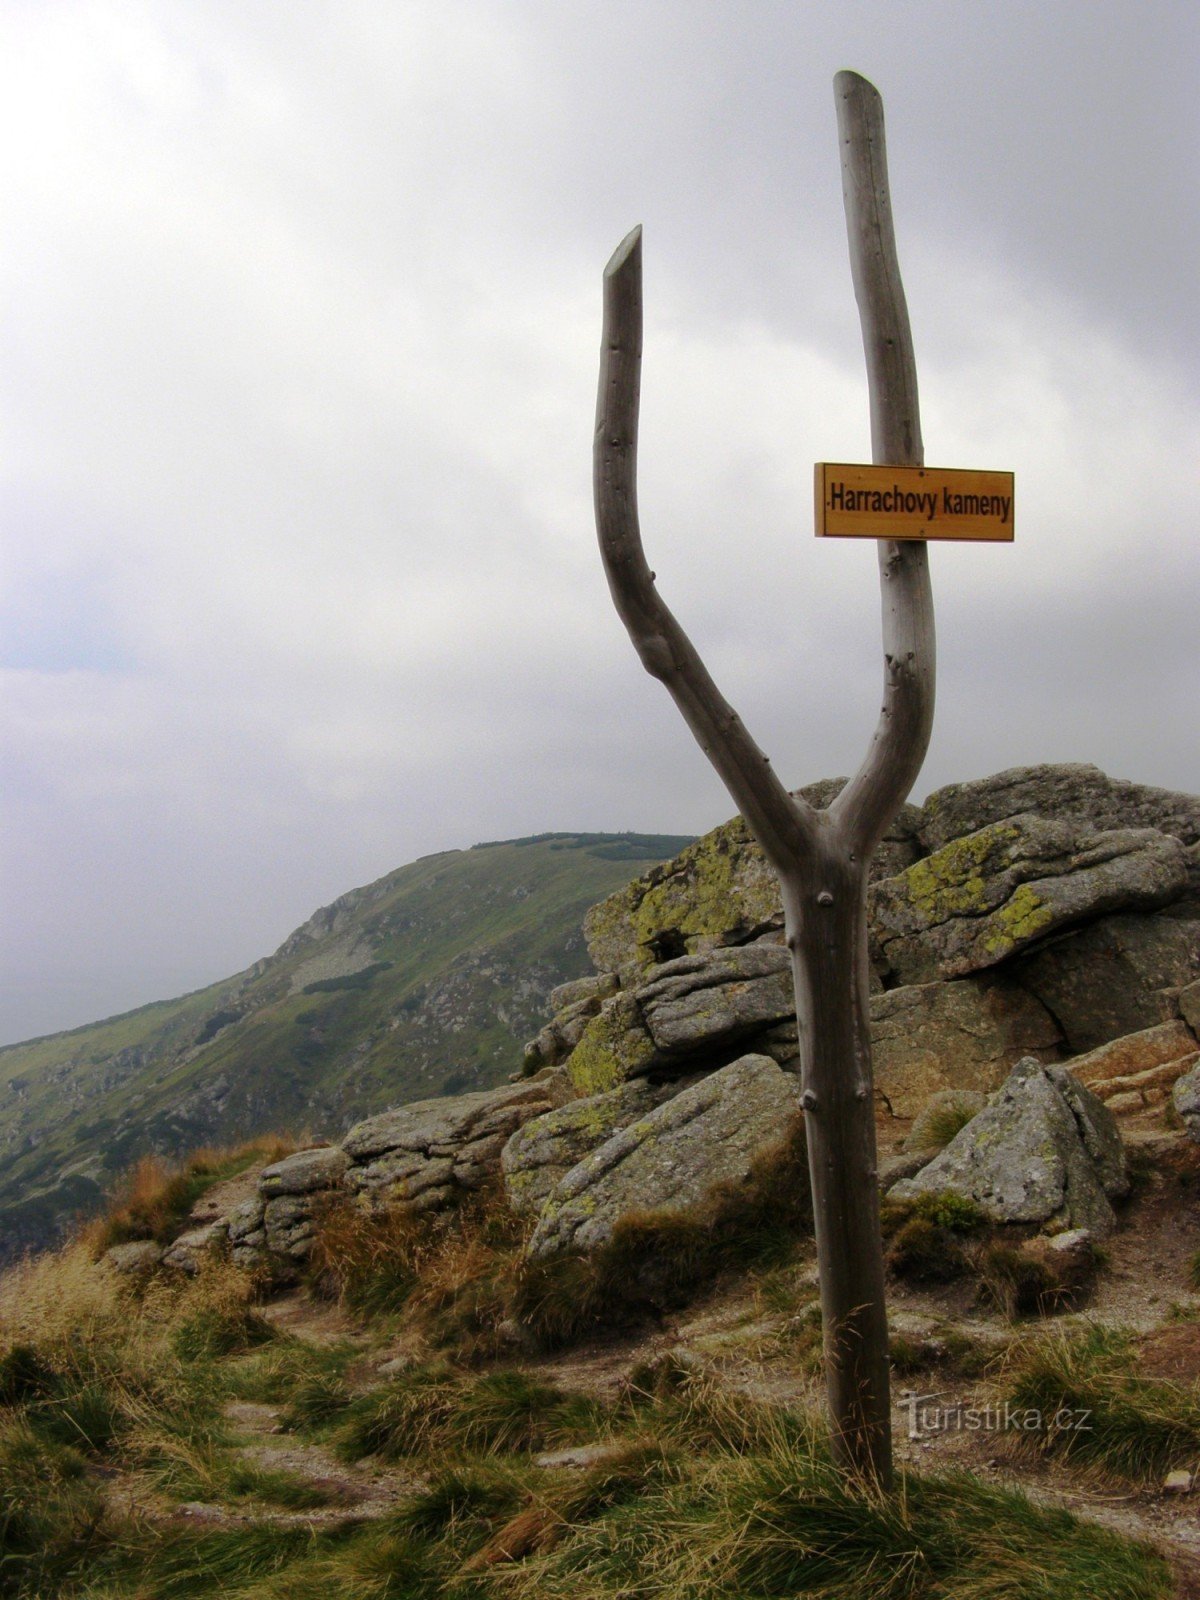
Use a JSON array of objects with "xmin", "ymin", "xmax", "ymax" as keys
[
  {"xmin": 871, "ymin": 815, "xmax": 1188, "ymax": 986},
  {"xmin": 878, "ymin": 1151, "xmax": 932, "ymax": 1190},
  {"xmin": 871, "ymin": 976, "xmax": 1060, "ymax": 1118},
  {"xmin": 526, "ymin": 1053, "xmax": 801, "ymax": 1260},
  {"xmin": 890, "ymin": 1058, "xmax": 1127, "ymax": 1235},
  {"xmin": 980, "ymin": 1227, "xmax": 1101, "ymax": 1315},
  {"xmin": 534, "ymin": 1443, "xmax": 630, "ymax": 1470},
  {"xmin": 1164, "ymin": 1470, "xmax": 1195, "ymax": 1495}
]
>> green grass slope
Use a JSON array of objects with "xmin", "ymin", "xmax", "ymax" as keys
[{"xmin": 0, "ymin": 832, "xmax": 693, "ymax": 1263}]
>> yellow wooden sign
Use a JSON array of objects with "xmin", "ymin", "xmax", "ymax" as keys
[{"xmin": 815, "ymin": 463, "xmax": 1014, "ymax": 542}]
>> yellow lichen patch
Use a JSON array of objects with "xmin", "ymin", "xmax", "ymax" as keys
[
  {"xmin": 585, "ymin": 817, "xmax": 780, "ymax": 976},
  {"xmin": 981, "ymin": 883, "xmax": 1055, "ymax": 958},
  {"xmin": 900, "ymin": 824, "xmax": 1022, "ymax": 922},
  {"xmin": 565, "ymin": 998, "xmax": 655, "ymax": 1096}
]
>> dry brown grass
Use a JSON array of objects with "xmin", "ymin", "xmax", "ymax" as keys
[{"xmin": 84, "ymin": 1134, "xmax": 296, "ymax": 1256}]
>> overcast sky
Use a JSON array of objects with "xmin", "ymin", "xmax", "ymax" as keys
[{"xmin": 3, "ymin": 0, "xmax": 1197, "ymax": 1045}]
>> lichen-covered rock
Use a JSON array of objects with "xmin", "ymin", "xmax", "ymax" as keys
[
  {"xmin": 502, "ymin": 1079, "xmax": 669, "ymax": 1217},
  {"xmin": 260, "ymin": 1146, "xmax": 349, "ymax": 1197},
  {"xmin": 561, "ymin": 945, "xmax": 799, "ymax": 1096},
  {"xmin": 263, "ymin": 1194, "xmax": 323, "ymax": 1260},
  {"xmin": 548, "ymin": 973, "xmax": 619, "ymax": 1013},
  {"xmin": 918, "ymin": 764, "xmax": 1200, "ymax": 854},
  {"xmin": 343, "ymin": 1074, "xmax": 567, "ymax": 1210},
  {"xmin": 227, "ymin": 1196, "xmax": 268, "ymax": 1269},
  {"xmin": 870, "ymin": 975, "xmax": 1060, "ymax": 1117},
  {"xmin": 523, "ymin": 978, "xmax": 619, "ymax": 1074},
  {"xmin": 871, "ymin": 815, "xmax": 1188, "ymax": 985},
  {"xmin": 526, "ymin": 1053, "xmax": 802, "ymax": 1259},
  {"xmin": 1011, "ymin": 913, "xmax": 1200, "ymax": 1052},
  {"xmin": 563, "ymin": 993, "xmax": 657, "ymax": 1096},
  {"xmin": 890, "ymin": 1057, "xmax": 1127, "ymax": 1235},
  {"xmin": 584, "ymin": 781, "xmax": 920, "ymax": 981}
]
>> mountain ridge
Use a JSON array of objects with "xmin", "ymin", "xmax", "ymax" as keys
[{"xmin": 0, "ymin": 830, "xmax": 694, "ymax": 1262}]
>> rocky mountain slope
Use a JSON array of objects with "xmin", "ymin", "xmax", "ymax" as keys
[{"xmin": 0, "ymin": 832, "xmax": 693, "ymax": 1263}]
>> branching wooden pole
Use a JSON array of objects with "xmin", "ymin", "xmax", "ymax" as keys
[{"xmin": 593, "ymin": 71, "xmax": 935, "ymax": 1489}]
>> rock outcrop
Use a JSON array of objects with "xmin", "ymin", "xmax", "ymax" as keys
[
  {"xmin": 132, "ymin": 762, "xmax": 1200, "ymax": 1300},
  {"xmin": 889, "ymin": 1058, "xmax": 1129, "ymax": 1235},
  {"xmin": 525, "ymin": 1053, "xmax": 802, "ymax": 1260},
  {"xmin": 543, "ymin": 766, "xmax": 1200, "ymax": 1127}
]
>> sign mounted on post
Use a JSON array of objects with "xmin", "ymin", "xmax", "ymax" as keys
[{"xmin": 815, "ymin": 462, "xmax": 1014, "ymax": 542}]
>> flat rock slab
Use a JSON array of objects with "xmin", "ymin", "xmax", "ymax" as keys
[
  {"xmin": 343, "ymin": 1078, "xmax": 561, "ymax": 1162},
  {"xmin": 260, "ymin": 1146, "xmax": 349, "ymax": 1197},
  {"xmin": 918, "ymin": 764, "xmax": 1200, "ymax": 854},
  {"xmin": 637, "ymin": 944, "xmax": 793, "ymax": 1055},
  {"xmin": 871, "ymin": 814, "xmax": 1187, "ymax": 985},
  {"xmin": 1068, "ymin": 1020, "xmax": 1198, "ymax": 1086},
  {"xmin": 526, "ymin": 1053, "xmax": 801, "ymax": 1260},
  {"xmin": 890, "ymin": 1057, "xmax": 1128, "ymax": 1235},
  {"xmin": 342, "ymin": 1075, "xmax": 566, "ymax": 1210}
]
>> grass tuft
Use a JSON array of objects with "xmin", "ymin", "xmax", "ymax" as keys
[{"xmin": 1004, "ymin": 1323, "xmax": 1200, "ymax": 1481}]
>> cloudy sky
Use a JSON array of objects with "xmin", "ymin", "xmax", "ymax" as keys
[{"xmin": 3, "ymin": 1, "xmax": 1197, "ymax": 1045}]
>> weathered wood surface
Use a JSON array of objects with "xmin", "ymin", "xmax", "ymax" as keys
[{"xmin": 593, "ymin": 70, "xmax": 936, "ymax": 1488}]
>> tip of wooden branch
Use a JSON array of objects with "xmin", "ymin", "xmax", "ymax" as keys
[
  {"xmin": 604, "ymin": 225, "xmax": 642, "ymax": 282},
  {"xmin": 834, "ymin": 69, "xmax": 880, "ymax": 102}
]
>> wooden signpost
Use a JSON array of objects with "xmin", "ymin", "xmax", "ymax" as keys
[
  {"xmin": 593, "ymin": 70, "xmax": 1010, "ymax": 1490},
  {"xmin": 816, "ymin": 463, "xmax": 1014, "ymax": 541}
]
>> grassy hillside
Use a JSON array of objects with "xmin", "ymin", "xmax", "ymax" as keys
[{"xmin": 0, "ymin": 832, "xmax": 693, "ymax": 1262}]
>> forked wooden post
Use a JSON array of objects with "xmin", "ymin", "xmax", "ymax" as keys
[{"xmin": 592, "ymin": 71, "xmax": 934, "ymax": 1488}]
